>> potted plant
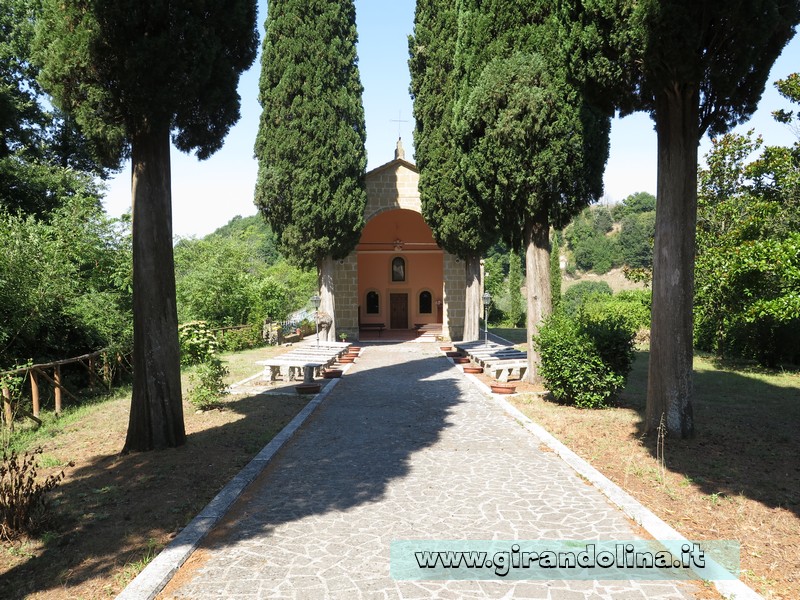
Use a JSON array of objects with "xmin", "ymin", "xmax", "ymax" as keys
[
  {"xmin": 490, "ymin": 382, "xmax": 517, "ymax": 394},
  {"xmin": 339, "ymin": 332, "xmax": 349, "ymax": 342}
]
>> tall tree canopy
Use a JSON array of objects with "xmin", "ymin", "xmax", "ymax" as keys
[
  {"xmin": 619, "ymin": 0, "xmax": 798, "ymax": 437},
  {"xmin": 34, "ymin": 0, "xmax": 258, "ymax": 452},
  {"xmin": 409, "ymin": 0, "xmax": 498, "ymax": 341},
  {"xmin": 255, "ymin": 0, "xmax": 367, "ymax": 340},
  {"xmin": 453, "ymin": 0, "xmax": 610, "ymax": 380},
  {"xmin": 1, "ymin": 0, "xmax": 107, "ymax": 218}
]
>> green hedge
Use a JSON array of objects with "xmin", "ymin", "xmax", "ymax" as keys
[{"xmin": 533, "ymin": 305, "xmax": 636, "ymax": 408}]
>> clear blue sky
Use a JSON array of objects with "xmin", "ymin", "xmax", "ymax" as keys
[{"xmin": 101, "ymin": 0, "xmax": 800, "ymax": 238}]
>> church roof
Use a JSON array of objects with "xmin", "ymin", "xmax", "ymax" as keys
[{"xmin": 365, "ymin": 138, "xmax": 418, "ymax": 178}]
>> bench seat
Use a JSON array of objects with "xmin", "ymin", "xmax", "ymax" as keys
[{"xmin": 486, "ymin": 359, "xmax": 529, "ymax": 382}]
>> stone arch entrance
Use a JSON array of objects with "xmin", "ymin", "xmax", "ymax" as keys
[{"xmin": 356, "ymin": 208, "xmax": 443, "ymax": 331}]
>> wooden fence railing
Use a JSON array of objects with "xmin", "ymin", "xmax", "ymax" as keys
[{"xmin": 1, "ymin": 349, "xmax": 129, "ymax": 429}]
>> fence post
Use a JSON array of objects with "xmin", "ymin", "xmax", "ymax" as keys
[
  {"xmin": 88, "ymin": 355, "xmax": 96, "ymax": 390},
  {"xmin": 2, "ymin": 387, "xmax": 12, "ymax": 430},
  {"xmin": 102, "ymin": 352, "xmax": 112, "ymax": 389},
  {"xmin": 30, "ymin": 369, "xmax": 40, "ymax": 417},
  {"xmin": 54, "ymin": 366, "xmax": 62, "ymax": 415}
]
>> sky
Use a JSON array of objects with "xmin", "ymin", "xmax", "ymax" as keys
[{"xmin": 101, "ymin": 0, "xmax": 800, "ymax": 239}]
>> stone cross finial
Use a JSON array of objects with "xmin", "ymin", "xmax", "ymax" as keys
[{"xmin": 395, "ymin": 137, "xmax": 405, "ymax": 160}]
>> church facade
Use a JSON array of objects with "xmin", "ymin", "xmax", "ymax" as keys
[{"xmin": 331, "ymin": 141, "xmax": 465, "ymax": 341}]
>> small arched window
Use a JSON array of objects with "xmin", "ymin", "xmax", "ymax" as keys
[
  {"xmin": 419, "ymin": 291, "xmax": 432, "ymax": 314},
  {"xmin": 366, "ymin": 291, "xmax": 380, "ymax": 314},
  {"xmin": 391, "ymin": 256, "xmax": 406, "ymax": 282}
]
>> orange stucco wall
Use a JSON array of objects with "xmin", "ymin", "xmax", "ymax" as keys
[{"xmin": 357, "ymin": 209, "xmax": 443, "ymax": 328}]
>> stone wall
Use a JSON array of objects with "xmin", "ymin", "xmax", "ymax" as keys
[
  {"xmin": 442, "ymin": 252, "xmax": 465, "ymax": 341},
  {"xmin": 332, "ymin": 252, "xmax": 359, "ymax": 341},
  {"xmin": 364, "ymin": 162, "xmax": 421, "ymax": 221}
]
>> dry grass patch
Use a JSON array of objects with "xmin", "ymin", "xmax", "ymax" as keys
[
  {"xmin": 511, "ymin": 350, "xmax": 800, "ymax": 600},
  {"xmin": 0, "ymin": 344, "xmax": 308, "ymax": 599}
]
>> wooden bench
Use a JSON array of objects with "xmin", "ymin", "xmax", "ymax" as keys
[{"xmin": 359, "ymin": 323, "xmax": 385, "ymax": 337}]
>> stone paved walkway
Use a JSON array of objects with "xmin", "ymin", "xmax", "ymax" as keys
[{"xmin": 159, "ymin": 343, "xmax": 700, "ymax": 600}]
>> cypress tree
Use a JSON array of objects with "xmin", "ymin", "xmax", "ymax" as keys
[
  {"xmin": 255, "ymin": 0, "xmax": 367, "ymax": 340},
  {"xmin": 34, "ymin": 0, "xmax": 258, "ymax": 451},
  {"xmin": 453, "ymin": 1, "xmax": 611, "ymax": 382},
  {"xmin": 409, "ymin": 0, "xmax": 497, "ymax": 341}
]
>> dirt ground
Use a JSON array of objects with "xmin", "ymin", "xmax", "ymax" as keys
[
  {"xmin": 509, "ymin": 351, "xmax": 800, "ymax": 600},
  {"xmin": 0, "ymin": 348, "xmax": 310, "ymax": 600}
]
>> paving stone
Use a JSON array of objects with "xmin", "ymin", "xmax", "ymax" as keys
[{"xmin": 163, "ymin": 343, "xmax": 700, "ymax": 599}]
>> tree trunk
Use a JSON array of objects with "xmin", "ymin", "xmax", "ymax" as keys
[
  {"xmin": 463, "ymin": 254, "xmax": 481, "ymax": 342},
  {"xmin": 646, "ymin": 84, "xmax": 698, "ymax": 438},
  {"xmin": 523, "ymin": 218, "xmax": 552, "ymax": 383},
  {"xmin": 318, "ymin": 255, "xmax": 335, "ymax": 342},
  {"xmin": 123, "ymin": 122, "xmax": 185, "ymax": 453}
]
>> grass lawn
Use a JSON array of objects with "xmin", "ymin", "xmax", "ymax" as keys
[
  {"xmin": 0, "ymin": 343, "xmax": 304, "ymax": 600},
  {"xmin": 488, "ymin": 326, "xmax": 528, "ymax": 346},
  {"xmin": 511, "ymin": 349, "xmax": 800, "ymax": 600}
]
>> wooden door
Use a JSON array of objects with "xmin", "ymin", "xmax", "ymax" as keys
[{"xmin": 390, "ymin": 294, "xmax": 408, "ymax": 329}]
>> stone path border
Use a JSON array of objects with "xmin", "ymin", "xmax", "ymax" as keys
[
  {"xmin": 449, "ymin": 343, "xmax": 763, "ymax": 600},
  {"xmin": 116, "ymin": 362, "xmax": 354, "ymax": 600},
  {"xmin": 118, "ymin": 342, "xmax": 762, "ymax": 600}
]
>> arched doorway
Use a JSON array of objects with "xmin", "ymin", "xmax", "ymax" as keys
[{"xmin": 356, "ymin": 208, "xmax": 443, "ymax": 331}]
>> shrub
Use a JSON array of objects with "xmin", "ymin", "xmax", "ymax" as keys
[
  {"xmin": 578, "ymin": 304, "xmax": 637, "ymax": 379},
  {"xmin": 533, "ymin": 313, "xmax": 625, "ymax": 408},
  {"xmin": 178, "ymin": 321, "xmax": 218, "ymax": 365},
  {"xmin": 584, "ymin": 293, "xmax": 651, "ymax": 335},
  {"xmin": 187, "ymin": 356, "xmax": 229, "ymax": 410},
  {"xmin": 1, "ymin": 447, "xmax": 68, "ymax": 541},
  {"xmin": 534, "ymin": 302, "xmax": 636, "ymax": 408},
  {"xmin": 219, "ymin": 325, "xmax": 263, "ymax": 353},
  {"xmin": 562, "ymin": 281, "xmax": 613, "ymax": 316}
]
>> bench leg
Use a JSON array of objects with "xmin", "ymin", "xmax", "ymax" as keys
[{"xmin": 303, "ymin": 366, "xmax": 314, "ymax": 384}]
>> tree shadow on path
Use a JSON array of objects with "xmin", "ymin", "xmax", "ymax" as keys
[{"xmin": 0, "ymin": 348, "xmax": 464, "ymax": 598}]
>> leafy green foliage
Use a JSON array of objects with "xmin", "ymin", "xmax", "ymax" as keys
[
  {"xmin": 562, "ymin": 281, "xmax": 613, "ymax": 317},
  {"xmin": 219, "ymin": 326, "xmax": 264, "ymax": 353},
  {"xmin": 255, "ymin": 0, "xmax": 366, "ymax": 269},
  {"xmin": 550, "ymin": 230, "xmax": 563, "ymax": 312},
  {"xmin": 695, "ymin": 129, "xmax": 800, "ymax": 367},
  {"xmin": 173, "ymin": 215, "xmax": 309, "ymax": 329},
  {"xmin": 612, "ymin": 191, "xmax": 656, "ymax": 220},
  {"xmin": 0, "ymin": 195, "xmax": 132, "ymax": 369},
  {"xmin": 34, "ymin": 0, "xmax": 258, "ymax": 163},
  {"xmin": 563, "ymin": 196, "xmax": 656, "ymax": 274},
  {"xmin": 533, "ymin": 311, "xmax": 631, "ymax": 409},
  {"xmin": 618, "ymin": 210, "xmax": 655, "ymax": 269},
  {"xmin": 177, "ymin": 322, "xmax": 218, "ymax": 366},
  {"xmin": 1, "ymin": 447, "xmax": 68, "ymax": 541},
  {"xmin": 187, "ymin": 356, "xmax": 229, "ymax": 411},
  {"xmin": 456, "ymin": 51, "xmax": 609, "ymax": 246},
  {"xmin": 614, "ymin": 290, "xmax": 652, "ymax": 329},
  {"xmin": 506, "ymin": 251, "xmax": 524, "ymax": 327}
]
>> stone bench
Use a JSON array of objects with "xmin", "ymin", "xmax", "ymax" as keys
[
  {"xmin": 256, "ymin": 359, "xmax": 328, "ymax": 383},
  {"xmin": 487, "ymin": 360, "xmax": 529, "ymax": 382},
  {"xmin": 474, "ymin": 351, "xmax": 527, "ymax": 367}
]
